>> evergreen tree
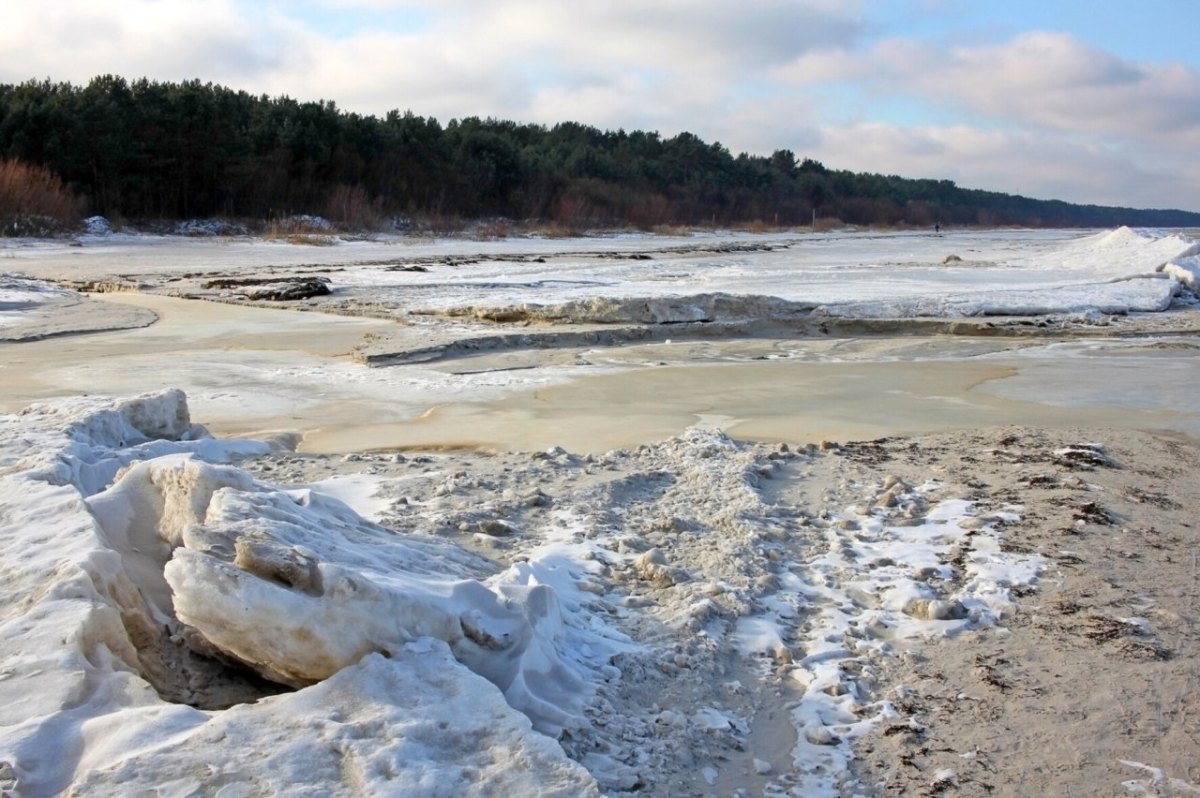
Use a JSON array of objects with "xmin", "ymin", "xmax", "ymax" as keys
[{"xmin": 1, "ymin": 76, "xmax": 1197, "ymax": 231}]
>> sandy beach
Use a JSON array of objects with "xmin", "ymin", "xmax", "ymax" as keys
[
  {"xmin": 242, "ymin": 423, "xmax": 1200, "ymax": 797},
  {"xmin": 1, "ymin": 228, "xmax": 1198, "ymax": 796}
]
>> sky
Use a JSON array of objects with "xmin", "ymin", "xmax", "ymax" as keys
[{"xmin": 3, "ymin": 0, "xmax": 1199, "ymax": 212}]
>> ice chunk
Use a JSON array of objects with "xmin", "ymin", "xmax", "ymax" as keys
[
  {"xmin": 1160, "ymin": 254, "xmax": 1200, "ymax": 292},
  {"xmin": 85, "ymin": 453, "xmax": 590, "ymax": 736},
  {"xmin": 0, "ymin": 391, "xmax": 600, "ymax": 795},
  {"xmin": 65, "ymin": 646, "xmax": 601, "ymax": 797}
]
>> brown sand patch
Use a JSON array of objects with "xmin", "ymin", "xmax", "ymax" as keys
[{"xmin": 851, "ymin": 428, "xmax": 1200, "ymax": 796}]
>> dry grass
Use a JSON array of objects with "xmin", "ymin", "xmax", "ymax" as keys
[
  {"xmin": 424, "ymin": 213, "xmax": 468, "ymax": 234},
  {"xmin": 650, "ymin": 224, "xmax": 697, "ymax": 236},
  {"xmin": 733, "ymin": 219, "xmax": 816, "ymax": 234},
  {"xmin": 522, "ymin": 221, "xmax": 577, "ymax": 238},
  {"xmin": 267, "ymin": 232, "xmax": 338, "ymax": 246},
  {"xmin": 812, "ymin": 216, "xmax": 845, "ymax": 232},
  {"xmin": 263, "ymin": 215, "xmax": 339, "ymax": 245},
  {"xmin": 737, "ymin": 219, "xmax": 779, "ymax": 234}
]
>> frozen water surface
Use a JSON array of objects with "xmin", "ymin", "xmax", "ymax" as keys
[
  {"xmin": 3, "ymin": 226, "xmax": 1200, "ymax": 446},
  {"xmin": 6, "ymin": 226, "xmax": 1192, "ymax": 314}
]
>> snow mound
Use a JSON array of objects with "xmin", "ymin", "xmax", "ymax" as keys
[
  {"xmin": 820, "ymin": 275, "xmax": 1178, "ymax": 318},
  {"xmin": 7, "ymin": 388, "xmax": 263, "ymax": 494},
  {"xmin": 174, "ymin": 218, "xmax": 249, "ymax": 237},
  {"xmin": 0, "ymin": 390, "xmax": 599, "ymax": 795},
  {"xmin": 84, "ymin": 452, "xmax": 591, "ymax": 734},
  {"xmin": 418, "ymin": 227, "xmax": 1199, "ymax": 324},
  {"xmin": 0, "ymin": 274, "xmax": 73, "ymax": 308},
  {"xmin": 63, "ymin": 645, "xmax": 599, "ymax": 798},
  {"xmin": 1053, "ymin": 226, "xmax": 1200, "ymax": 277},
  {"xmin": 275, "ymin": 214, "xmax": 333, "ymax": 232},
  {"xmin": 82, "ymin": 215, "xmax": 112, "ymax": 235},
  {"xmin": 816, "ymin": 227, "xmax": 1199, "ymax": 319},
  {"xmin": 450, "ymin": 292, "xmax": 814, "ymax": 325}
]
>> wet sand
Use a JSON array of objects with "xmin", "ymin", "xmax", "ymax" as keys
[
  {"xmin": 5, "ymin": 293, "xmax": 1200, "ymax": 455},
  {"xmin": 0, "ymin": 292, "xmax": 397, "ymax": 416},
  {"xmin": 300, "ymin": 357, "xmax": 1199, "ymax": 454}
]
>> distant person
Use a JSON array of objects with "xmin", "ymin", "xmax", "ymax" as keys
[{"xmin": 935, "ymin": 222, "xmax": 940, "ymax": 234}]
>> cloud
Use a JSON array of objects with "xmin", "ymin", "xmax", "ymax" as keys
[
  {"xmin": 806, "ymin": 122, "xmax": 1196, "ymax": 211},
  {"xmin": 534, "ymin": 0, "xmax": 867, "ymax": 72},
  {"xmin": 259, "ymin": 30, "xmax": 536, "ymax": 118},
  {"xmin": 345, "ymin": 0, "xmax": 870, "ymax": 74},
  {"xmin": 0, "ymin": 1, "xmax": 298, "ymax": 85},
  {"xmin": 782, "ymin": 32, "xmax": 1200, "ymax": 147},
  {"xmin": 768, "ymin": 29, "xmax": 1200, "ymax": 209},
  {"xmin": 918, "ymin": 33, "xmax": 1200, "ymax": 147},
  {"xmin": 255, "ymin": 1, "xmax": 874, "ymax": 140}
]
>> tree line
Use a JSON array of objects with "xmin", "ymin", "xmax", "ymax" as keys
[{"xmin": 2, "ymin": 75, "xmax": 1198, "ymax": 232}]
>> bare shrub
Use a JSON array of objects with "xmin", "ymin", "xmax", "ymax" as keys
[
  {"xmin": 739, "ymin": 219, "xmax": 776, "ymax": 233},
  {"xmin": 523, "ymin": 221, "xmax": 575, "ymax": 238},
  {"xmin": 323, "ymin": 185, "xmax": 384, "ymax": 231},
  {"xmin": 550, "ymin": 179, "xmax": 635, "ymax": 233},
  {"xmin": 425, "ymin": 212, "xmax": 467, "ymax": 234},
  {"xmin": 552, "ymin": 192, "xmax": 595, "ymax": 234},
  {"xmin": 627, "ymin": 193, "xmax": 671, "ymax": 231},
  {"xmin": 812, "ymin": 216, "xmax": 844, "ymax": 232},
  {"xmin": 0, "ymin": 159, "xmax": 82, "ymax": 235}
]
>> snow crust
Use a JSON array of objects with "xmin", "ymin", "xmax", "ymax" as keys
[
  {"xmin": 0, "ymin": 390, "xmax": 599, "ymax": 796},
  {"xmin": 7, "ymin": 226, "xmax": 1198, "ymax": 323},
  {"xmin": 325, "ymin": 226, "xmax": 1200, "ymax": 319}
]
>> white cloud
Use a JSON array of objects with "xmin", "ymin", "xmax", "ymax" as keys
[
  {"xmin": 367, "ymin": 0, "xmax": 869, "ymax": 73},
  {"xmin": 911, "ymin": 33, "xmax": 1200, "ymax": 147},
  {"xmin": 768, "ymin": 30, "xmax": 1200, "ymax": 209},
  {"xmin": 780, "ymin": 32, "xmax": 1200, "ymax": 147},
  {"xmin": 807, "ymin": 122, "xmax": 1195, "ymax": 211},
  {"xmin": 253, "ymin": 1, "xmax": 873, "ymax": 140},
  {"xmin": 0, "ymin": 1, "xmax": 297, "ymax": 85}
]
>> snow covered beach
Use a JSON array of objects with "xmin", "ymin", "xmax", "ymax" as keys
[{"xmin": 1, "ymin": 227, "xmax": 1198, "ymax": 796}]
